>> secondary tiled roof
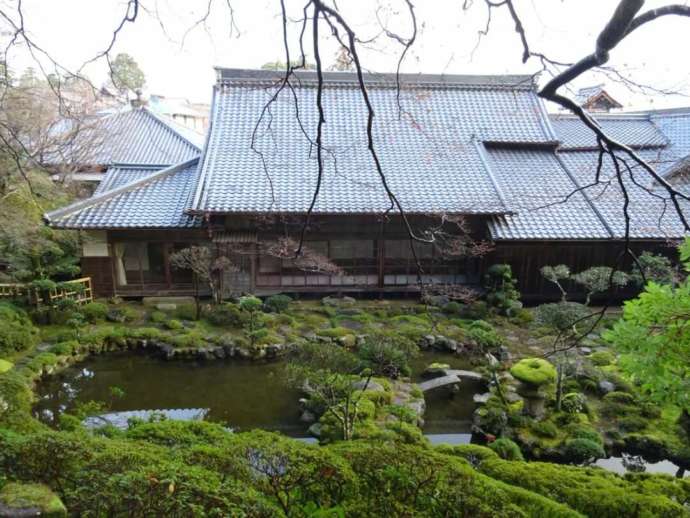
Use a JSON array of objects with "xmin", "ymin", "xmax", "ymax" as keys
[
  {"xmin": 47, "ymin": 108, "xmax": 202, "ymax": 167},
  {"xmin": 648, "ymin": 108, "xmax": 690, "ymax": 180},
  {"xmin": 550, "ymin": 114, "xmax": 667, "ymax": 150},
  {"xmin": 192, "ymin": 69, "xmax": 556, "ymax": 215},
  {"xmin": 45, "ymin": 159, "xmax": 201, "ymax": 229},
  {"xmin": 558, "ymin": 149, "xmax": 689, "ymax": 239},
  {"xmin": 486, "ymin": 148, "xmax": 612, "ymax": 240},
  {"xmin": 93, "ymin": 164, "xmax": 170, "ymax": 195}
]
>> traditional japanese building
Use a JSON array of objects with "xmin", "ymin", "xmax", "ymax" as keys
[{"xmin": 45, "ymin": 69, "xmax": 690, "ymax": 300}]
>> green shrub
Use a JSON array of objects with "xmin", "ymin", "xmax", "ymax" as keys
[
  {"xmin": 263, "ymin": 294, "xmax": 292, "ymax": 313},
  {"xmin": 531, "ymin": 420, "xmax": 559, "ymax": 439},
  {"xmin": 510, "ymin": 358, "xmax": 556, "ymax": 387},
  {"xmin": 48, "ymin": 341, "xmax": 78, "ymax": 356},
  {"xmin": 589, "ymin": 350, "xmax": 615, "ymax": 366},
  {"xmin": 164, "ymin": 319, "xmax": 184, "ymax": 330},
  {"xmin": 482, "ymin": 264, "xmax": 522, "ymax": 316},
  {"xmin": 617, "ymin": 415, "xmax": 648, "ymax": 433},
  {"xmin": 466, "ymin": 321, "xmax": 503, "ymax": 350},
  {"xmin": 561, "ymin": 392, "xmax": 587, "ymax": 414},
  {"xmin": 205, "ymin": 303, "xmax": 245, "ymax": 327},
  {"xmin": 149, "ymin": 311, "xmax": 167, "ymax": 323},
  {"xmin": 0, "ymin": 303, "xmax": 39, "ymax": 356},
  {"xmin": 106, "ymin": 306, "xmax": 138, "ymax": 323},
  {"xmin": 510, "ymin": 308, "xmax": 534, "ymax": 326},
  {"xmin": 356, "ymin": 333, "xmax": 417, "ymax": 379},
  {"xmin": 562, "ymin": 438, "xmax": 605, "ymax": 464},
  {"xmin": 435, "ymin": 444, "xmax": 499, "ymax": 467},
  {"xmin": 458, "ymin": 300, "xmax": 489, "ymax": 319},
  {"xmin": 480, "ymin": 457, "xmax": 688, "ymax": 517},
  {"xmin": 565, "ymin": 424, "xmax": 603, "ymax": 446},
  {"xmin": 0, "ymin": 359, "xmax": 13, "ymax": 373},
  {"xmin": 174, "ymin": 303, "xmax": 198, "ymax": 321},
  {"xmin": 603, "ymin": 391, "xmax": 636, "ymax": 405},
  {"xmin": 442, "ymin": 301, "xmax": 461, "ymax": 315},
  {"xmin": 489, "ymin": 438, "xmax": 524, "ymax": 461},
  {"xmin": 81, "ymin": 302, "xmax": 109, "ymax": 323},
  {"xmin": 534, "ymin": 302, "xmax": 590, "ymax": 332}
]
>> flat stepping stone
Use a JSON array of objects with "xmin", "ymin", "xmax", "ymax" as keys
[
  {"xmin": 419, "ymin": 374, "xmax": 461, "ymax": 392},
  {"xmin": 445, "ymin": 369, "xmax": 485, "ymax": 382}
]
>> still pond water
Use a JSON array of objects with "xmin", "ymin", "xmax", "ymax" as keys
[
  {"xmin": 34, "ymin": 351, "xmax": 480, "ymax": 436},
  {"xmin": 33, "ymin": 352, "xmax": 686, "ymax": 477}
]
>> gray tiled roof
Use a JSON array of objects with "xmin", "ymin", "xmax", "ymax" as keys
[
  {"xmin": 192, "ymin": 69, "xmax": 556, "ymax": 215},
  {"xmin": 93, "ymin": 164, "xmax": 170, "ymax": 195},
  {"xmin": 45, "ymin": 159, "xmax": 201, "ymax": 229},
  {"xmin": 558, "ymin": 149, "xmax": 689, "ymax": 239},
  {"xmin": 649, "ymin": 109, "xmax": 690, "ymax": 179},
  {"xmin": 550, "ymin": 114, "xmax": 667, "ymax": 150},
  {"xmin": 486, "ymin": 148, "xmax": 612, "ymax": 240},
  {"xmin": 47, "ymin": 108, "xmax": 202, "ymax": 167}
]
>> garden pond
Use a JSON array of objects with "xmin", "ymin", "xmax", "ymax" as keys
[
  {"xmin": 31, "ymin": 351, "xmax": 687, "ymax": 478},
  {"xmin": 33, "ymin": 350, "xmax": 481, "ymax": 437}
]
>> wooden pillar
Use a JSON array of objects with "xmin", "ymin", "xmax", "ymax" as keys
[
  {"xmin": 163, "ymin": 244, "xmax": 172, "ymax": 288},
  {"xmin": 377, "ymin": 239, "xmax": 385, "ymax": 288}
]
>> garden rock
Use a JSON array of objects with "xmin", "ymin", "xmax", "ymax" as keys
[
  {"xmin": 473, "ymin": 392, "xmax": 491, "ymax": 404},
  {"xmin": 496, "ymin": 346, "xmax": 512, "ymax": 362},
  {"xmin": 300, "ymin": 410, "xmax": 316, "ymax": 424},
  {"xmin": 419, "ymin": 335, "xmax": 436, "ymax": 349},
  {"xmin": 578, "ymin": 347, "xmax": 592, "ymax": 355},
  {"xmin": 352, "ymin": 379, "xmax": 385, "ymax": 392},
  {"xmin": 322, "ymin": 296, "xmax": 356, "ymax": 307},
  {"xmin": 598, "ymin": 380, "xmax": 616, "ymax": 394},
  {"xmin": 423, "ymin": 363, "xmax": 450, "ymax": 378},
  {"xmin": 308, "ymin": 422, "xmax": 322, "ymax": 438}
]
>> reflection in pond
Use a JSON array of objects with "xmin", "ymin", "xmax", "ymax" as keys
[
  {"xmin": 34, "ymin": 350, "xmax": 482, "ymax": 436},
  {"xmin": 595, "ymin": 454, "xmax": 687, "ymax": 478}
]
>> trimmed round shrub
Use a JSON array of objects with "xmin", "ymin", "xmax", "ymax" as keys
[
  {"xmin": 81, "ymin": 302, "xmax": 109, "ymax": 323},
  {"xmin": 206, "ymin": 303, "xmax": 245, "ymax": 327},
  {"xmin": 488, "ymin": 438, "xmax": 524, "ymax": 461},
  {"xmin": 534, "ymin": 302, "xmax": 589, "ymax": 332},
  {"xmin": 0, "ymin": 359, "xmax": 13, "ymax": 373},
  {"xmin": 149, "ymin": 311, "xmax": 167, "ymax": 324},
  {"xmin": 531, "ymin": 420, "xmax": 559, "ymax": 438},
  {"xmin": 565, "ymin": 425, "xmax": 603, "ymax": 446},
  {"xmin": 164, "ymin": 319, "xmax": 184, "ymax": 330},
  {"xmin": 0, "ymin": 303, "xmax": 39, "ymax": 356},
  {"xmin": 603, "ymin": 391, "xmax": 636, "ymax": 405},
  {"xmin": 562, "ymin": 438, "xmax": 605, "ymax": 464},
  {"xmin": 510, "ymin": 358, "xmax": 556, "ymax": 387},
  {"xmin": 617, "ymin": 415, "xmax": 648, "ymax": 433},
  {"xmin": 588, "ymin": 350, "xmax": 615, "ymax": 366},
  {"xmin": 561, "ymin": 392, "xmax": 587, "ymax": 414},
  {"xmin": 263, "ymin": 294, "xmax": 292, "ymax": 313}
]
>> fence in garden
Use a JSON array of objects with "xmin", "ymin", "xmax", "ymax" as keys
[{"xmin": 0, "ymin": 277, "xmax": 93, "ymax": 306}]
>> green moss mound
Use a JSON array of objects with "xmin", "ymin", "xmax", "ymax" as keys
[
  {"xmin": 0, "ymin": 359, "xmax": 13, "ymax": 373},
  {"xmin": 510, "ymin": 358, "xmax": 556, "ymax": 386},
  {"xmin": 479, "ymin": 457, "xmax": 689, "ymax": 517},
  {"xmin": 0, "ymin": 482, "xmax": 66, "ymax": 517}
]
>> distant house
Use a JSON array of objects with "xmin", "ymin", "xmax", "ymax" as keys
[
  {"xmin": 45, "ymin": 69, "xmax": 689, "ymax": 300},
  {"xmin": 148, "ymin": 95, "xmax": 210, "ymax": 133},
  {"xmin": 575, "ymin": 85, "xmax": 623, "ymax": 112}
]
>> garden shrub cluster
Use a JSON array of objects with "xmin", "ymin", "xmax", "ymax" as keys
[{"xmin": 0, "ymin": 303, "xmax": 39, "ymax": 357}]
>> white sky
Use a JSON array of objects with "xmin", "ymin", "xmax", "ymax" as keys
[{"xmin": 8, "ymin": 0, "xmax": 690, "ymax": 110}]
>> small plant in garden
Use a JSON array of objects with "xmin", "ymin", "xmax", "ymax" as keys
[
  {"xmin": 239, "ymin": 296, "xmax": 268, "ymax": 349},
  {"xmin": 541, "ymin": 265, "xmax": 571, "ymax": 302},
  {"xmin": 170, "ymin": 246, "xmax": 237, "ymax": 317},
  {"xmin": 356, "ymin": 332, "xmax": 418, "ymax": 379},
  {"xmin": 629, "ymin": 251, "xmax": 677, "ymax": 287},
  {"xmin": 482, "ymin": 264, "xmax": 521, "ymax": 316},
  {"xmin": 571, "ymin": 266, "xmax": 629, "ymax": 306},
  {"xmin": 263, "ymin": 294, "xmax": 292, "ymax": 313}
]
